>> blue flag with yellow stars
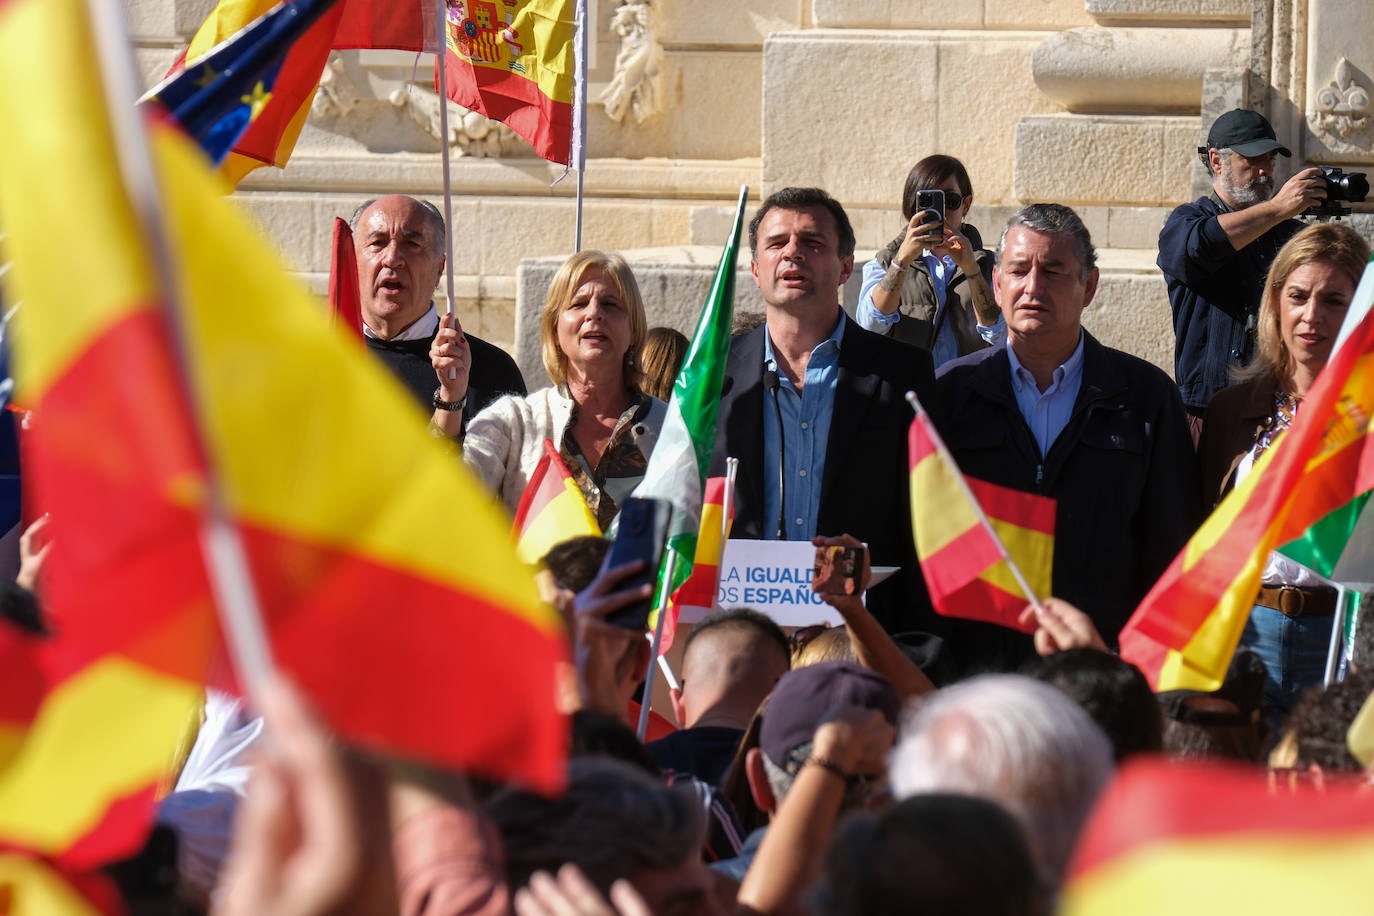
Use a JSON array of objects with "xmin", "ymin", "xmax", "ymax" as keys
[{"xmin": 141, "ymin": 0, "xmax": 338, "ymax": 165}]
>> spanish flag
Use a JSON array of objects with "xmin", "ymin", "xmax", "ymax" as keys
[
  {"xmin": 1119, "ymin": 257, "xmax": 1374, "ymax": 693},
  {"xmin": 143, "ymin": 0, "xmax": 340, "ymax": 168},
  {"xmin": 909, "ymin": 407, "xmax": 1054, "ymax": 631},
  {"xmin": 1061, "ymin": 759, "xmax": 1374, "ymax": 915},
  {"xmin": 0, "ymin": 0, "xmax": 567, "ymax": 791},
  {"xmin": 164, "ymin": 0, "xmax": 348, "ymax": 184},
  {"xmin": 0, "ymin": 629, "xmax": 200, "ymax": 869},
  {"xmin": 442, "ymin": 0, "xmax": 576, "ymax": 165},
  {"xmin": 512, "ymin": 438, "xmax": 600, "ymax": 565},
  {"xmin": 0, "ymin": 853, "xmax": 124, "ymax": 916},
  {"xmin": 169, "ymin": 0, "xmax": 439, "ymax": 184},
  {"xmin": 653, "ymin": 475, "xmax": 734, "ymax": 654}
]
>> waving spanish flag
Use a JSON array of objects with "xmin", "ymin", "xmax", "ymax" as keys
[
  {"xmin": 1062, "ymin": 759, "xmax": 1374, "ymax": 915},
  {"xmin": 442, "ymin": 0, "xmax": 576, "ymax": 165},
  {"xmin": 1119, "ymin": 258, "xmax": 1374, "ymax": 693},
  {"xmin": 169, "ymin": 0, "xmax": 440, "ymax": 184},
  {"xmin": 512, "ymin": 438, "xmax": 600, "ymax": 565},
  {"xmin": 0, "ymin": 0, "xmax": 567, "ymax": 790},
  {"xmin": 909, "ymin": 406, "xmax": 1055, "ymax": 631}
]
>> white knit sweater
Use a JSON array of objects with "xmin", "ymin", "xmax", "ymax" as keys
[{"xmin": 461, "ymin": 386, "xmax": 668, "ymax": 514}]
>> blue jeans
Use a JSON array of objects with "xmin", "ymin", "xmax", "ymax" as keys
[{"xmin": 1239, "ymin": 603, "xmax": 1335, "ymax": 723}]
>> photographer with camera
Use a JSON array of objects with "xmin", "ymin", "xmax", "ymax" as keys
[{"xmin": 1158, "ymin": 108, "xmax": 1332, "ymax": 422}]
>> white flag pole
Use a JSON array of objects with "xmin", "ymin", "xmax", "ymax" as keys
[
  {"xmin": 86, "ymin": 0, "xmax": 276, "ymax": 696},
  {"xmin": 571, "ymin": 0, "xmax": 589, "ymax": 251},
  {"xmin": 906, "ymin": 391, "xmax": 1045, "ymax": 613},
  {"xmin": 435, "ymin": 0, "xmax": 458, "ymax": 319},
  {"xmin": 637, "ymin": 547, "xmax": 679, "ymax": 740},
  {"xmin": 723, "ymin": 457, "xmax": 739, "ymax": 547}
]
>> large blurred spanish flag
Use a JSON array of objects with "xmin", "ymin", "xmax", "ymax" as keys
[
  {"xmin": 1061, "ymin": 759, "xmax": 1374, "ymax": 915},
  {"xmin": 0, "ymin": 627, "xmax": 200, "ymax": 871},
  {"xmin": 0, "ymin": 0, "xmax": 567, "ymax": 791}
]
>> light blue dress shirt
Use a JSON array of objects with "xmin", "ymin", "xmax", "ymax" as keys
[
  {"xmin": 1005, "ymin": 331, "xmax": 1086, "ymax": 458},
  {"xmin": 855, "ymin": 255, "xmax": 1004, "ymax": 369},
  {"xmin": 760, "ymin": 314, "xmax": 845, "ymax": 540}
]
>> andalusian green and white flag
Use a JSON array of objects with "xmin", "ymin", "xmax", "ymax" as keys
[{"xmin": 631, "ymin": 186, "xmax": 746, "ymax": 643}]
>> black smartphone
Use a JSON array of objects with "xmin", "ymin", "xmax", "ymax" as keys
[
  {"xmin": 603, "ymin": 497, "xmax": 670, "ymax": 629},
  {"xmin": 812, "ymin": 544, "xmax": 866, "ymax": 596},
  {"xmin": 915, "ymin": 189, "xmax": 945, "ymax": 231}
]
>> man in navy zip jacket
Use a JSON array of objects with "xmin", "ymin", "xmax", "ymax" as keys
[
  {"xmin": 1157, "ymin": 109, "xmax": 1325, "ymax": 418},
  {"xmin": 935, "ymin": 204, "xmax": 1200, "ymax": 676}
]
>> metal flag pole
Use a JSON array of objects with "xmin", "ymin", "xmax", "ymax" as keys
[
  {"xmin": 906, "ymin": 391, "xmax": 1046, "ymax": 614},
  {"xmin": 1324, "ymin": 584, "xmax": 1349, "ymax": 686},
  {"xmin": 86, "ymin": 0, "xmax": 276, "ymax": 696}
]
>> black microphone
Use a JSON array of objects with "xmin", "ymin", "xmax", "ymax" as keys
[{"xmin": 763, "ymin": 369, "xmax": 787, "ymax": 540}]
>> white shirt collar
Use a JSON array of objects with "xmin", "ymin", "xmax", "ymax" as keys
[{"xmin": 362, "ymin": 303, "xmax": 439, "ymax": 342}]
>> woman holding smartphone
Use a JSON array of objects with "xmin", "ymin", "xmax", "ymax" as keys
[{"xmin": 856, "ymin": 155, "xmax": 1002, "ymax": 368}]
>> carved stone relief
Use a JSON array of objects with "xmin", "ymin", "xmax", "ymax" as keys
[
  {"xmin": 599, "ymin": 0, "xmax": 664, "ymax": 124},
  {"xmin": 1254, "ymin": 0, "xmax": 1374, "ymax": 165},
  {"xmin": 312, "ymin": 51, "xmax": 530, "ymax": 158},
  {"xmin": 1308, "ymin": 57, "xmax": 1371, "ymax": 142}
]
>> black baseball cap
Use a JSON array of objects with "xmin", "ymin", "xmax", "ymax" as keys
[{"xmin": 1201, "ymin": 109, "xmax": 1291, "ymax": 158}]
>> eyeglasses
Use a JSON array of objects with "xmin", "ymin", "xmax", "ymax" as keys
[{"xmin": 938, "ymin": 190, "xmax": 965, "ymax": 210}]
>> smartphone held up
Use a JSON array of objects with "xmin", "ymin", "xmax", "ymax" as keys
[{"xmin": 603, "ymin": 497, "xmax": 670, "ymax": 630}]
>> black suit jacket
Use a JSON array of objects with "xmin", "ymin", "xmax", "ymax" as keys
[{"xmin": 708, "ymin": 318, "xmax": 939, "ymax": 635}]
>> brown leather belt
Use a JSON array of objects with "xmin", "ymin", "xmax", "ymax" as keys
[{"xmin": 1255, "ymin": 585, "xmax": 1338, "ymax": 619}]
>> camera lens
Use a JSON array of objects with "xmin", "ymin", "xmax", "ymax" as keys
[{"xmin": 1337, "ymin": 172, "xmax": 1370, "ymax": 202}]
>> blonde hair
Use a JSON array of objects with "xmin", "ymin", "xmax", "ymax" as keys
[
  {"xmin": 1237, "ymin": 222, "xmax": 1370, "ymax": 389},
  {"xmin": 792, "ymin": 625, "xmax": 857, "ymax": 668},
  {"xmin": 539, "ymin": 250, "xmax": 648, "ymax": 388}
]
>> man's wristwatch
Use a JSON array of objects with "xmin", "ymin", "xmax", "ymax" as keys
[{"xmin": 432, "ymin": 387, "xmax": 468, "ymax": 412}]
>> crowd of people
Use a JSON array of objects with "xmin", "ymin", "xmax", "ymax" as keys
[{"xmin": 9, "ymin": 106, "xmax": 1374, "ymax": 914}]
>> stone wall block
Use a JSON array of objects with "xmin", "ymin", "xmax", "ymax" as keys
[
  {"xmin": 658, "ymin": 0, "xmax": 800, "ymax": 43},
  {"xmin": 1013, "ymin": 115, "xmax": 1196, "ymax": 206},
  {"xmin": 1033, "ymin": 27, "xmax": 1249, "ymax": 113},
  {"xmin": 588, "ymin": 52, "xmax": 762, "ymax": 161},
  {"xmin": 936, "ymin": 37, "xmax": 1060, "ymax": 204},
  {"xmin": 126, "ymin": 0, "xmax": 179, "ymax": 39},
  {"xmin": 1106, "ymin": 207, "xmax": 1171, "ymax": 250},
  {"xmin": 811, "ymin": 0, "xmax": 895, "ymax": 29},
  {"xmin": 1086, "ymin": 0, "xmax": 1249, "ymax": 25},
  {"xmin": 135, "ymin": 46, "xmax": 180, "ymax": 92},
  {"xmin": 983, "ymin": 0, "xmax": 1093, "ymax": 29},
  {"xmin": 233, "ymin": 194, "xmax": 325, "ymax": 274},
  {"xmin": 172, "ymin": 0, "xmax": 219, "ymax": 36},
  {"xmin": 1083, "ymin": 272, "xmax": 1172, "ymax": 375},
  {"xmin": 764, "ymin": 32, "xmax": 937, "ymax": 204}
]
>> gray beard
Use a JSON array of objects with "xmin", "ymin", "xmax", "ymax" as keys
[{"xmin": 1222, "ymin": 174, "xmax": 1274, "ymax": 209}]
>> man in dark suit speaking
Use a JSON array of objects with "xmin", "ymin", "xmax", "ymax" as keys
[{"xmin": 708, "ymin": 187, "xmax": 938, "ymax": 636}]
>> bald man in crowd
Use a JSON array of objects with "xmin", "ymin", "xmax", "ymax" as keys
[
  {"xmin": 648, "ymin": 609, "xmax": 791, "ymax": 786},
  {"xmin": 351, "ymin": 195, "xmax": 525, "ymax": 423}
]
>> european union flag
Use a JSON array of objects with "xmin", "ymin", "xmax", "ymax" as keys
[{"xmin": 142, "ymin": 0, "xmax": 338, "ymax": 165}]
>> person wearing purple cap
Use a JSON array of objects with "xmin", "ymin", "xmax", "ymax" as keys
[
  {"xmin": 710, "ymin": 661, "xmax": 898, "ymax": 888},
  {"xmin": 1158, "ymin": 108, "xmax": 1328, "ymax": 420}
]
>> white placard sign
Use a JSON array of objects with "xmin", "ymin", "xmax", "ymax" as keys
[{"xmin": 678, "ymin": 538, "xmax": 844, "ymax": 628}]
